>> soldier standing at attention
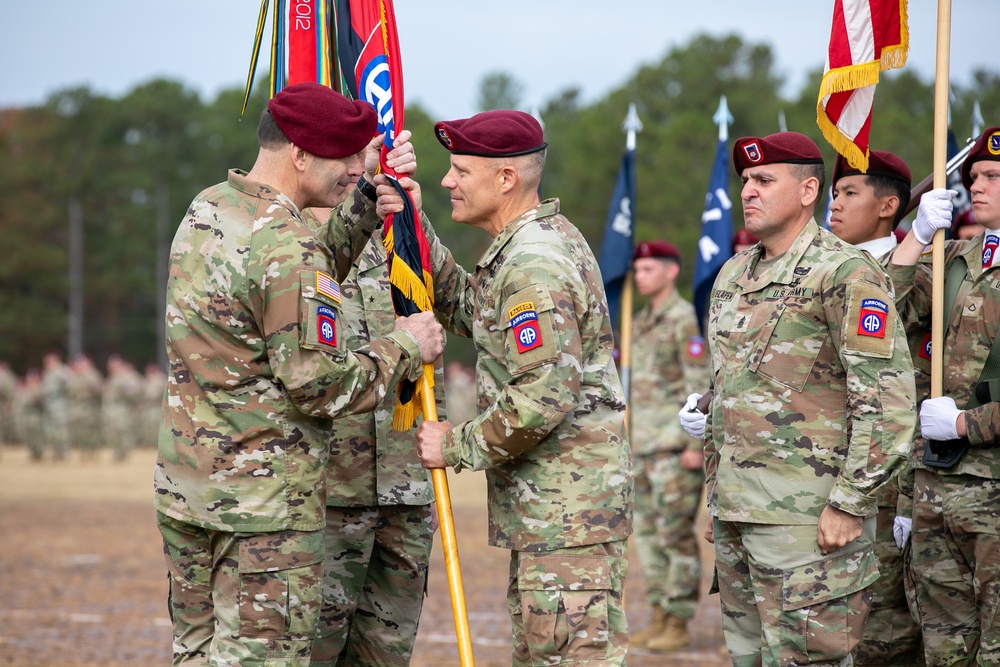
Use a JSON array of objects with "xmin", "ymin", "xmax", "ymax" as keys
[
  {"xmin": 0, "ymin": 361, "xmax": 17, "ymax": 457},
  {"xmin": 154, "ymin": 82, "xmax": 443, "ymax": 667},
  {"xmin": 887, "ymin": 126, "xmax": 1000, "ymax": 664},
  {"xmin": 68, "ymin": 354, "xmax": 104, "ymax": 461},
  {"xmin": 828, "ymin": 150, "xmax": 924, "ymax": 666},
  {"xmin": 305, "ymin": 203, "xmax": 450, "ymax": 666},
  {"xmin": 103, "ymin": 355, "xmax": 141, "ymax": 461},
  {"xmin": 41, "ymin": 351, "xmax": 71, "ymax": 460},
  {"xmin": 414, "ymin": 110, "xmax": 633, "ymax": 666},
  {"xmin": 627, "ymin": 240, "xmax": 709, "ymax": 652},
  {"xmin": 679, "ymin": 132, "xmax": 916, "ymax": 666}
]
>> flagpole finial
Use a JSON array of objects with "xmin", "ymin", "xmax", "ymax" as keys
[
  {"xmin": 777, "ymin": 110, "xmax": 788, "ymax": 133},
  {"xmin": 972, "ymin": 100, "xmax": 984, "ymax": 138},
  {"xmin": 623, "ymin": 103, "xmax": 643, "ymax": 151},
  {"xmin": 713, "ymin": 95, "xmax": 734, "ymax": 142}
]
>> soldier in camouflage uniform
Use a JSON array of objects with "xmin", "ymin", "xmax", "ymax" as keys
[
  {"xmin": 887, "ymin": 126, "xmax": 1000, "ymax": 665},
  {"xmin": 303, "ymin": 211, "xmax": 450, "ymax": 667},
  {"xmin": 103, "ymin": 355, "xmax": 142, "ymax": 461},
  {"xmin": 829, "ymin": 151, "xmax": 924, "ymax": 666},
  {"xmin": 414, "ymin": 110, "xmax": 633, "ymax": 666},
  {"xmin": 41, "ymin": 351, "xmax": 71, "ymax": 460},
  {"xmin": 17, "ymin": 369, "xmax": 45, "ymax": 459},
  {"xmin": 680, "ymin": 132, "xmax": 916, "ymax": 666},
  {"xmin": 154, "ymin": 83, "xmax": 443, "ymax": 667},
  {"xmin": 627, "ymin": 240, "xmax": 710, "ymax": 652},
  {"xmin": 0, "ymin": 361, "xmax": 17, "ymax": 455},
  {"xmin": 68, "ymin": 355, "xmax": 105, "ymax": 461}
]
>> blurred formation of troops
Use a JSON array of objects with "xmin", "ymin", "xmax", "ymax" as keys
[{"xmin": 0, "ymin": 352, "xmax": 166, "ymax": 461}]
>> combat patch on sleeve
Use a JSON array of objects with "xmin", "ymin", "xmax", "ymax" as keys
[
  {"xmin": 500, "ymin": 286, "xmax": 559, "ymax": 373},
  {"xmin": 843, "ymin": 282, "xmax": 895, "ymax": 359},
  {"xmin": 686, "ymin": 336, "xmax": 705, "ymax": 360}
]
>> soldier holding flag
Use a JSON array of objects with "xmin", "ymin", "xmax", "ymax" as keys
[
  {"xmin": 413, "ymin": 109, "xmax": 633, "ymax": 666},
  {"xmin": 888, "ymin": 126, "xmax": 1000, "ymax": 664},
  {"xmin": 681, "ymin": 131, "xmax": 916, "ymax": 665},
  {"xmin": 154, "ymin": 83, "xmax": 444, "ymax": 666}
]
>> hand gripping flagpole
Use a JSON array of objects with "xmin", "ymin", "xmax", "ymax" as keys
[
  {"xmin": 930, "ymin": 0, "xmax": 952, "ymax": 400},
  {"xmin": 618, "ymin": 103, "xmax": 642, "ymax": 412},
  {"xmin": 419, "ymin": 375, "xmax": 476, "ymax": 666}
]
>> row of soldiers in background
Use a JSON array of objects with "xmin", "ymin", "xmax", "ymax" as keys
[{"xmin": 0, "ymin": 353, "xmax": 165, "ymax": 461}]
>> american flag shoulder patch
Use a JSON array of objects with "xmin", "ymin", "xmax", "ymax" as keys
[{"xmin": 316, "ymin": 271, "xmax": 341, "ymax": 303}]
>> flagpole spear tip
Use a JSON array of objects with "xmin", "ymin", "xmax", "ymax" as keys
[
  {"xmin": 777, "ymin": 110, "xmax": 788, "ymax": 133},
  {"xmin": 530, "ymin": 105, "xmax": 545, "ymax": 131},
  {"xmin": 972, "ymin": 100, "xmax": 984, "ymax": 138},
  {"xmin": 623, "ymin": 102, "xmax": 643, "ymax": 151},
  {"xmin": 713, "ymin": 95, "xmax": 733, "ymax": 142}
]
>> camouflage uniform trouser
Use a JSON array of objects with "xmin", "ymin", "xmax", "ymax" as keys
[
  {"xmin": 508, "ymin": 539, "xmax": 629, "ymax": 666},
  {"xmin": 855, "ymin": 485, "xmax": 924, "ymax": 667},
  {"xmin": 908, "ymin": 470, "xmax": 1000, "ymax": 666},
  {"xmin": 311, "ymin": 504, "xmax": 433, "ymax": 667},
  {"xmin": 44, "ymin": 403, "xmax": 70, "ymax": 459},
  {"xmin": 714, "ymin": 517, "xmax": 878, "ymax": 667},
  {"xmin": 633, "ymin": 449, "xmax": 704, "ymax": 619},
  {"xmin": 157, "ymin": 511, "xmax": 324, "ymax": 667}
]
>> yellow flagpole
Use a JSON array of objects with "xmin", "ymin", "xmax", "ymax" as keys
[
  {"xmin": 930, "ymin": 0, "xmax": 952, "ymax": 398},
  {"xmin": 619, "ymin": 278, "xmax": 634, "ymax": 423},
  {"xmin": 419, "ymin": 367, "xmax": 476, "ymax": 666}
]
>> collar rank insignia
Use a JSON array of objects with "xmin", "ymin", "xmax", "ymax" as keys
[
  {"xmin": 857, "ymin": 298, "xmax": 888, "ymax": 339},
  {"xmin": 508, "ymin": 302, "xmax": 543, "ymax": 354},
  {"xmin": 316, "ymin": 271, "xmax": 341, "ymax": 303}
]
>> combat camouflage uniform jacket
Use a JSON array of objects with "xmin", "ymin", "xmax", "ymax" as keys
[
  {"xmin": 321, "ymin": 221, "xmax": 449, "ymax": 507},
  {"xmin": 155, "ymin": 170, "xmax": 424, "ymax": 534},
  {"xmin": 433, "ymin": 199, "xmax": 633, "ymax": 552},
  {"xmin": 705, "ymin": 219, "xmax": 916, "ymax": 524},
  {"xmin": 889, "ymin": 234, "xmax": 1000, "ymax": 479},
  {"xmin": 629, "ymin": 290, "xmax": 709, "ymax": 455}
]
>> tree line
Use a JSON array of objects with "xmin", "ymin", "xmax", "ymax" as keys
[{"xmin": 1, "ymin": 33, "xmax": 997, "ymax": 373}]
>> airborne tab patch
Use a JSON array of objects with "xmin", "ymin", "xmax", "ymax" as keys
[
  {"xmin": 508, "ymin": 302, "xmax": 543, "ymax": 354},
  {"xmin": 317, "ymin": 306, "xmax": 337, "ymax": 347},
  {"xmin": 857, "ymin": 298, "xmax": 888, "ymax": 338},
  {"xmin": 316, "ymin": 271, "xmax": 341, "ymax": 303}
]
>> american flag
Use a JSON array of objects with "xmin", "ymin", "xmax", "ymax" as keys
[{"xmin": 316, "ymin": 271, "xmax": 341, "ymax": 303}]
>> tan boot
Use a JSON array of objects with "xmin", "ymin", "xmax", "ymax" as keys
[
  {"xmin": 630, "ymin": 606, "xmax": 668, "ymax": 649},
  {"xmin": 645, "ymin": 614, "xmax": 692, "ymax": 652}
]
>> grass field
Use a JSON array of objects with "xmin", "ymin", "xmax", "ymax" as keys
[{"xmin": 0, "ymin": 445, "xmax": 727, "ymax": 666}]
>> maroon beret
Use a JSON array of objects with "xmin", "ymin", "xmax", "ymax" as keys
[
  {"xmin": 961, "ymin": 126, "xmax": 1000, "ymax": 189},
  {"xmin": 832, "ymin": 150, "xmax": 911, "ymax": 188},
  {"xmin": 267, "ymin": 82, "xmax": 377, "ymax": 159},
  {"xmin": 732, "ymin": 132, "xmax": 824, "ymax": 175},
  {"xmin": 731, "ymin": 228, "xmax": 760, "ymax": 249},
  {"xmin": 434, "ymin": 110, "xmax": 547, "ymax": 157},
  {"xmin": 633, "ymin": 240, "xmax": 680, "ymax": 262},
  {"xmin": 954, "ymin": 208, "xmax": 977, "ymax": 230}
]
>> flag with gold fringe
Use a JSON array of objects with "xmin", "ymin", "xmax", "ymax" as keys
[
  {"xmin": 333, "ymin": 0, "xmax": 434, "ymax": 430},
  {"xmin": 817, "ymin": 0, "xmax": 908, "ymax": 172},
  {"xmin": 240, "ymin": 0, "xmax": 433, "ymax": 430}
]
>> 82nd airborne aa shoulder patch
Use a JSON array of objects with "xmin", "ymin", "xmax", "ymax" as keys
[
  {"xmin": 687, "ymin": 336, "xmax": 705, "ymax": 359},
  {"xmin": 508, "ymin": 301, "xmax": 543, "ymax": 354},
  {"xmin": 857, "ymin": 298, "xmax": 888, "ymax": 339},
  {"xmin": 317, "ymin": 306, "xmax": 337, "ymax": 347}
]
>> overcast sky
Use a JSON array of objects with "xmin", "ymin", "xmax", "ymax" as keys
[{"xmin": 4, "ymin": 1, "xmax": 997, "ymax": 121}]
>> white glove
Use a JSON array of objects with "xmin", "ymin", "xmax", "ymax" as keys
[
  {"xmin": 919, "ymin": 395, "xmax": 962, "ymax": 441},
  {"xmin": 679, "ymin": 392, "xmax": 707, "ymax": 439},
  {"xmin": 912, "ymin": 188, "xmax": 955, "ymax": 245},
  {"xmin": 892, "ymin": 516, "xmax": 912, "ymax": 549}
]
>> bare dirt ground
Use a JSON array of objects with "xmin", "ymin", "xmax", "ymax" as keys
[{"xmin": 0, "ymin": 445, "xmax": 728, "ymax": 666}]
